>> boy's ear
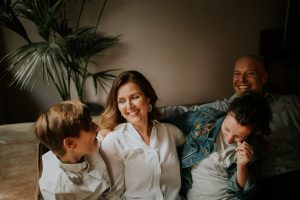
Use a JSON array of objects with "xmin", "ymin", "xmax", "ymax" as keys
[{"xmin": 63, "ymin": 137, "xmax": 77, "ymax": 149}]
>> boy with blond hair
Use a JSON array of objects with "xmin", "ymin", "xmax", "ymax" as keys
[{"xmin": 35, "ymin": 100, "xmax": 110, "ymax": 200}]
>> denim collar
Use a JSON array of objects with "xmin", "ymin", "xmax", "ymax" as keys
[{"xmin": 208, "ymin": 116, "xmax": 225, "ymax": 142}]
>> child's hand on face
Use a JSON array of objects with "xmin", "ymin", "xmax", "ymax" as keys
[{"xmin": 236, "ymin": 141, "xmax": 254, "ymax": 167}]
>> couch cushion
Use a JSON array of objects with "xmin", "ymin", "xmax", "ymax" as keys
[
  {"xmin": 0, "ymin": 122, "xmax": 38, "ymax": 200},
  {"xmin": 0, "ymin": 122, "xmax": 36, "ymax": 144}
]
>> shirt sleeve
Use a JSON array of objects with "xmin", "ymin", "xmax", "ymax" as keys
[
  {"xmin": 40, "ymin": 190, "xmax": 56, "ymax": 200},
  {"xmin": 158, "ymin": 97, "xmax": 232, "ymax": 121},
  {"xmin": 158, "ymin": 105, "xmax": 190, "ymax": 120},
  {"xmin": 101, "ymin": 133, "xmax": 126, "ymax": 200},
  {"xmin": 227, "ymin": 168, "xmax": 256, "ymax": 196},
  {"xmin": 189, "ymin": 98, "xmax": 232, "ymax": 112},
  {"xmin": 162, "ymin": 122, "xmax": 186, "ymax": 147}
]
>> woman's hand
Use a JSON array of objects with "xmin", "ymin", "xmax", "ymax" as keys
[
  {"xmin": 236, "ymin": 141, "xmax": 254, "ymax": 188},
  {"xmin": 236, "ymin": 141, "xmax": 254, "ymax": 167}
]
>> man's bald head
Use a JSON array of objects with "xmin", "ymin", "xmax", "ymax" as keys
[{"xmin": 233, "ymin": 55, "xmax": 268, "ymax": 96}]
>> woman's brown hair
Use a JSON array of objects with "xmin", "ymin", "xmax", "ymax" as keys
[{"xmin": 99, "ymin": 70, "xmax": 159, "ymax": 131}]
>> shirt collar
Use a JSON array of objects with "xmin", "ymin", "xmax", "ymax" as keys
[
  {"xmin": 58, "ymin": 157, "xmax": 90, "ymax": 185},
  {"xmin": 115, "ymin": 120, "xmax": 159, "ymax": 133},
  {"xmin": 59, "ymin": 157, "xmax": 90, "ymax": 173}
]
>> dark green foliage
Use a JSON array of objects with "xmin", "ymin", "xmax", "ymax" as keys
[{"xmin": 0, "ymin": 0, "xmax": 120, "ymax": 101}]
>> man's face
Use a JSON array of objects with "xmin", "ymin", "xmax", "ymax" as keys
[{"xmin": 233, "ymin": 57, "xmax": 267, "ymax": 96}]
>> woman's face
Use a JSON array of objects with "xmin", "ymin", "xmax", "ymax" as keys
[
  {"xmin": 117, "ymin": 81, "xmax": 151, "ymax": 125},
  {"xmin": 221, "ymin": 112, "xmax": 252, "ymax": 144}
]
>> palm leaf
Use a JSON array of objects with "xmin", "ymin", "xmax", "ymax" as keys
[
  {"xmin": 0, "ymin": 0, "xmax": 31, "ymax": 42},
  {"xmin": 91, "ymin": 69, "xmax": 120, "ymax": 94},
  {"xmin": 17, "ymin": 0, "xmax": 66, "ymax": 40},
  {"xmin": 60, "ymin": 27, "xmax": 119, "ymax": 98},
  {"xmin": 0, "ymin": 40, "xmax": 71, "ymax": 99},
  {"xmin": 1, "ymin": 0, "xmax": 120, "ymax": 101}
]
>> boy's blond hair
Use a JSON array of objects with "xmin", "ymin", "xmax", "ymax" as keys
[{"xmin": 35, "ymin": 100, "xmax": 91, "ymax": 157}]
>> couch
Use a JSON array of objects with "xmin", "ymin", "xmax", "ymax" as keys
[
  {"xmin": 1, "ymin": 97, "xmax": 300, "ymax": 199},
  {"xmin": 0, "ymin": 122, "xmax": 38, "ymax": 200}
]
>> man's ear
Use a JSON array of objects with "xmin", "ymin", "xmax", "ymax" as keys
[{"xmin": 63, "ymin": 137, "xmax": 77, "ymax": 150}]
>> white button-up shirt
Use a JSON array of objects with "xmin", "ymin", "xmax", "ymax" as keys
[
  {"xmin": 39, "ymin": 143, "xmax": 110, "ymax": 200},
  {"xmin": 101, "ymin": 120, "xmax": 185, "ymax": 200}
]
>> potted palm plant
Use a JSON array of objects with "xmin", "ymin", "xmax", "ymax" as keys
[{"xmin": 0, "ymin": 0, "xmax": 119, "ymax": 106}]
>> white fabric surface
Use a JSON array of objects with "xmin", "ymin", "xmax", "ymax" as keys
[
  {"xmin": 101, "ymin": 120, "xmax": 185, "ymax": 200},
  {"xmin": 188, "ymin": 131, "xmax": 238, "ymax": 200},
  {"xmin": 39, "ymin": 143, "xmax": 110, "ymax": 200}
]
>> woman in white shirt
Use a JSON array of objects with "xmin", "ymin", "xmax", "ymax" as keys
[{"xmin": 99, "ymin": 70, "xmax": 185, "ymax": 200}]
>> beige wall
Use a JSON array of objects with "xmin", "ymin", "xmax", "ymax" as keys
[
  {"xmin": 0, "ymin": 0, "xmax": 285, "ymax": 123},
  {"xmin": 90, "ymin": 0, "xmax": 285, "ymax": 106}
]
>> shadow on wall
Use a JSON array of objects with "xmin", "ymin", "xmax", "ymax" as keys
[
  {"xmin": 0, "ymin": 31, "xmax": 41, "ymax": 125},
  {"xmin": 0, "ymin": 72, "xmax": 42, "ymax": 124}
]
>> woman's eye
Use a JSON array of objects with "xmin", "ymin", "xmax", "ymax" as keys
[
  {"xmin": 118, "ymin": 99, "xmax": 125, "ymax": 104},
  {"xmin": 132, "ymin": 95, "xmax": 139, "ymax": 99}
]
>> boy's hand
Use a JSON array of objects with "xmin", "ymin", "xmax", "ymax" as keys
[{"xmin": 236, "ymin": 141, "xmax": 253, "ymax": 167}]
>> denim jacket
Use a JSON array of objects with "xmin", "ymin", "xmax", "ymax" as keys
[{"xmin": 165, "ymin": 106, "xmax": 268, "ymax": 199}]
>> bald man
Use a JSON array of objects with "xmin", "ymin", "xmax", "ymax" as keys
[
  {"xmin": 160, "ymin": 55, "xmax": 300, "ymax": 198},
  {"xmin": 232, "ymin": 55, "xmax": 268, "ymax": 96}
]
